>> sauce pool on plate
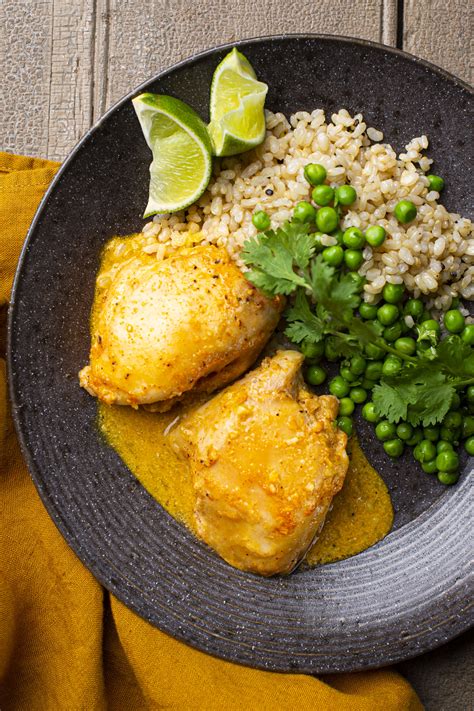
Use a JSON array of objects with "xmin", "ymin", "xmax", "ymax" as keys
[{"xmin": 99, "ymin": 402, "xmax": 394, "ymax": 567}]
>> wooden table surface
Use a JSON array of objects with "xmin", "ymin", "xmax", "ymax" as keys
[{"xmin": 2, "ymin": 1, "xmax": 473, "ymax": 709}]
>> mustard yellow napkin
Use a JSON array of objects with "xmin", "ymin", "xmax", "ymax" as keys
[{"xmin": 0, "ymin": 152, "xmax": 423, "ymax": 710}]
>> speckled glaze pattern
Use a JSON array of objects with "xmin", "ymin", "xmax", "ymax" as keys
[{"xmin": 7, "ymin": 36, "xmax": 474, "ymax": 673}]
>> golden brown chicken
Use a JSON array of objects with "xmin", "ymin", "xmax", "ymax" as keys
[
  {"xmin": 79, "ymin": 244, "xmax": 282, "ymax": 409},
  {"xmin": 169, "ymin": 350, "xmax": 349, "ymax": 576}
]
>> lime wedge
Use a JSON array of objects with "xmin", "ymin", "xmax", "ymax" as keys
[
  {"xmin": 208, "ymin": 48, "xmax": 268, "ymax": 157},
  {"xmin": 132, "ymin": 93, "xmax": 213, "ymax": 217}
]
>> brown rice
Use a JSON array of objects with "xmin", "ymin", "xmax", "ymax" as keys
[{"xmin": 140, "ymin": 108, "xmax": 473, "ymax": 316}]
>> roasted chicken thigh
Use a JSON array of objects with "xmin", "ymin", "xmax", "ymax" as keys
[
  {"xmin": 169, "ymin": 350, "xmax": 349, "ymax": 575},
  {"xmin": 79, "ymin": 244, "xmax": 282, "ymax": 409}
]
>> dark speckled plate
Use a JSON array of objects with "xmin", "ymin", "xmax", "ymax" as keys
[{"xmin": 7, "ymin": 35, "xmax": 474, "ymax": 673}]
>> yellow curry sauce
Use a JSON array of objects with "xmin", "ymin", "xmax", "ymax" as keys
[
  {"xmin": 95, "ymin": 233, "xmax": 394, "ymax": 567},
  {"xmin": 99, "ymin": 403, "xmax": 393, "ymax": 566}
]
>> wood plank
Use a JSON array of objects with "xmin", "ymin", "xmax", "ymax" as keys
[
  {"xmin": 2, "ymin": 0, "xmax": 53, "ymax": 157},
  {"xmin": 47, "ymin": 0, "xmax": 96, "ymax": 159},
  {"xmin": 404, "ymin": 0, "xmax": 473, "ymax": 84},
  {"xmin": 2, "ymin": 0, "xmax": 95, "ymax": 161},
  {"xmin": 96, "ymin": 0, "xmax": 394, "ymax": 113},
  {"xmin": 2, "ymin": 0, "xmax": 399, "ymax": 160}
]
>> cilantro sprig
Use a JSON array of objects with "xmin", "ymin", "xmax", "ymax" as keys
[{"xmin": 242, "ymin": 220, "xmax": 474, "ymax": 426}]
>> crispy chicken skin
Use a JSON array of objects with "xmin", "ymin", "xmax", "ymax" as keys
[
  {"xmin": 79, "ymin": 245, "xmax": 282, "ymax": 409},
  {"xmin": 169, "ymin": 350, "xmax": 349, "ymax": 576}
]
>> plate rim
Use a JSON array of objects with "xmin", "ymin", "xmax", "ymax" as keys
[{"xmin": 7, "ymin": 33, "xmax": 474, "ymax": 674}]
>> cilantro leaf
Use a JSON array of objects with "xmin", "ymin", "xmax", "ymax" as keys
[
  {"xmin": 434, "ymin": 335, "xmax": 474, "ymax": 379},
  {"xmin": 406, "ymin": 382, "xmax": 455, "ymax": 426},
  {"xmin": 372, "ymin": 382, "xmax": 408, "ymax": 423},
  {"xmin": 373, "ymin": 363, "xmax": 454, "ymax": 426},
  {"xmin": 284, "ymin": 290, "xmax": 325, "ymax": 343},
  {"xmin": 310, "ymin": 256, "xmax": 335, "ymax": 300},
  {"xmin": 242, "ymin": 222, "xmax": 314, "ymax": 295},
  {"xmin": 346, "ymin": 317, "xmax": 382, "ymax": 347}
]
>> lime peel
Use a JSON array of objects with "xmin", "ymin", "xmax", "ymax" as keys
[
  {"xmin": 132, "ymin": 93, "xmax": 213, "ymax": 217},
  {"xmin": 208, "ymin": 48, "xmax": 268, "ymax": 157}
]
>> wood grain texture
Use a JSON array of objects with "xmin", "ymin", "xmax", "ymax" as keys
[
  {"xmin": 3, "ymin": 0, "xmax": 397, "ymax": 158},
  {"xmin": 404, "ymin": 0, "xmax": 473, "ymax": 85},
  {"xmin": 98, "ymin": 0, "xmax": 393, "ymax": 113},
  {"xmin": 1, "ymin": 0, "xmax": 53, "ymax": 157},
  {"xmin": 2, "ymin": 0, "xmax": 95, "ymax": 160}
]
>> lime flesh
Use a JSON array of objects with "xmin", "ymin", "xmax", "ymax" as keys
[
  {"xmin": 132, "ymin": 93, "xmax": 213, "ymax": 217},
  {"xmin": 208, "ymin": 48, "xmax": 268, "ymax": 157}
]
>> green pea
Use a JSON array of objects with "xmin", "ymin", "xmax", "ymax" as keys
[
  {"xmin": 316, "ymin": 206, "xmax": 339, "ymax": 233},
  {"xmin": 252, "ymin": 210, "xmax": 270, "ymax": 230},
  {"xmin": 423, "ymin": 426, "xmax": 440, "ymax": 442},
  {"xmin": 404, "ymin": 298, "xmax": 424, "ymax": 320},
  {"xmin": 450, "ymin": 393, "xmax": 461, "ymax": 410},
  {"xmin": 437, "ymin": 440, "xmax": 454, "ymax": 454},
  {"xmin": 377, "ymin": 303, "xmax": 399, "ymax": 326},
  {"xmin": 304, "ymin": 163, "xmax": 327, "ymax": 186},
  {"xmin": 329, "ymin": 376, "xmax": 350, "ymax": 398},
  {"xmin": 394, "ymin": 199, "xmax": 417, "ymax": 224},
  {"xmin": 333, "ymin": 228, "xmax": 345, "ymax": 245},
  {"xmin": 438, "ymin": 471, "xmax": 459, "ymax": 485},
  {"xmin": 467, "ymin": 386, "xmax": 474, "ymax": 404},
  {"xmin": 365, "ymin": 225, "xmax": 386, "ymax": 247},
  {"xmin": 422, "ymin": 460, "xmax": 438, "ymax": 474},
  {"xmin": 350, "ymin": 355, "xmax": 367, "ymax": 376},
  {"xmin": 364, "ymin": 343, "xmax": 385, "ymax": 360},
  {"xmin": 312, "ymin": 232, "xmax": 326, "ymax": 252},
  {"xmin": 339, "ymin": 397, "xmax": 355, "ymax": 416},
  {"xmin": 340, "ymin": 366, "xmax": 359, "ymax": 383},
  {"xmin": 293, "ymin": 200, "xmax": 317, "ymax": 223},
  {"xmin": 375, "ymin": 420, "xmax": 397, "ymax": 442},
  {"xmin": 436, "ymin": 450, "xmax": 459, "ymax": 472},
  {"xmin": 347, "ymin": 272, "xmax": 365, "ymax": 291},
  {"xmin": 382, "ymin": 283, "xmax": 405, "ymax": 304},
  {"xmin": 382, "ymin": 355, "xmax": 402, "ymax": 377},
  {"xmin": 322, "ymin": 245, "xmax": 344, "ymax": 267},
  {"xmin": 406, "ymin": 429, "xmax": 423, "ymax": 446},
  {"xmin": 301, "ymin": 340, "xmax": 325, "ymax": 360},
  {"xmin": 325, "ymin": 339, "xmax": 340, "ymax": 362},
  {"xmin": 383, "ymin": 322, "xmax": 403, "ymax": 342},
  {"xmin": 337, "ymin": 416, "xmax": 353, "ymax": 436},
  {"xmin": 427, "ymin": 174, "xmax": 445, "ymax": 192},
  {"xmin": 344, "ymin": 249, "xmax": 364, "ymax": 270},
  {"xmin": 364, "ymin": 361, "xmax": 382, "ymax": 381},
  {"xmin": 394, "ymin": 337, "xmax": 416, "ymax": 356},
  {"xmin": 305, "ymin": 364, "xmax": 327, "ymax": 386},
  {"xmin": 383, "ymin": 439, "xmax": 404, "ymax": 458},
  {"xmin": 465, "ymin": 436, "xmax": 474, "ymax": 456},
  {"xmin": 414, "ymin": 439, "xmax": 437, "ymax": 463},
  {"xmin": 461, "ymin": 324, "xmax": 474, "ymax": 346},
  {"xmin": 312, "ymin": 185, "xmax": 335, "ymax": 207},
  {"xmin": 359, "ymin": 303, "xmax": 378, "ymax": 320},
  {"xmin": 397, "ymin": 423, "xmax": 413, "ymax": 441},
  {"xmin": 462, "ymin": 416, "xmax": 474, "ymax": 439},
  {"xmin": 343, "ymin": 227, "xmax": 365, "ymax": 249},
  {"xmin": 350, "ymin": 387, "xmax": 367, "ymax": 404},
  {"xmin": 361, "ymin": 378, "xmax": 377, "ymax": 390},
  {"xmin": 362, "ymin": 402, "xmax": 379, "ymax": 423},
  {"xmin": 440, "ymin": 426, "xmax": 460, "ymax": 443},
  {"xmin": 418, "ymin": 319, "xmax": 441, "ymax": 343},
  {"xmin": 335, "ymin": 185, "xmax": 357, "ymax": 206},
  {"xmin": 372, "ymin": 320, "xmax": 385, "ymax": 336},
  {"xmin": 443, "ymin": 309, "xmax": 465, "ymax": 334},
  {"xmin": 443, "ymin": 410, "xmax": 463, "ymax": 430}
]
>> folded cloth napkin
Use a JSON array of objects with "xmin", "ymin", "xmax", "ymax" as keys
[{"xmin": 0, "ymin": 152, "xmax": 423, "ymax": 710}]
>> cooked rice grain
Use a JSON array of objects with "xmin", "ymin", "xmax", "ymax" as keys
[{"xmin": 142, "ymin": 109, "xmax": 473, "ymax": 315}]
